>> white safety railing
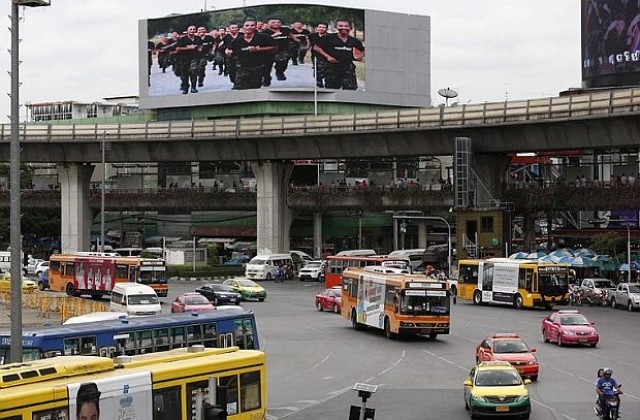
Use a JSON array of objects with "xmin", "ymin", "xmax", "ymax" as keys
[{"xmin": 2, "ymin": 88, "xmax": 640, "ymax": 141}]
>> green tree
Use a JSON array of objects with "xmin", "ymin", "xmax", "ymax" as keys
[{"xmin": 590, "ymin": 232, "xmax": 625, "ymax": 257}]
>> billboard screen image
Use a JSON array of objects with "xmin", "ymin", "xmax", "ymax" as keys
[
  {"xmin": 582, "ymin": 0, "xmax": 640, "ymax": 87},
  {"xmin": 146, "ymin": 4, "xmax": 365, "ymax": 96}
]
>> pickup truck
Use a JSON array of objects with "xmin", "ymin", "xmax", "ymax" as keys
[
  {"xmin": 609, "ymin": 282, "xmax": 640, "ymax": 311},
  {"xmin": 580, "ymin": 278, "xmax": 616, "ymax": 304}
]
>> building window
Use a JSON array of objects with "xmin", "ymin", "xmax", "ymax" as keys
[
  {"xmin": 88, "ymin": 103, "xmax": 98, "ymax": 119},
  {"xmin": 480, "ymin": 216, "xmax": 494, "ymax": 233}
]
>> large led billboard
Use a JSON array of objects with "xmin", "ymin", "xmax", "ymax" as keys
[
  {"xmin": 139, "ymin": 4, "xmax": 430, "ymax": 109},
  {"xmin": 582, "ymin": 0, "xmax": 640, "ymax": 87}
]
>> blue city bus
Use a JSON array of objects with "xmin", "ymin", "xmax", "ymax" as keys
[{"xmin": 0, "ymin": 309, "xmax": 259, "ymax": 364}]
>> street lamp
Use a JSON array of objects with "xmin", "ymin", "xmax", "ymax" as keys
[
  {"xmin": 9, "ymin": 0, "xmax": 52, "ymax": 364},
  {"xmin": 393, "ymin": 215, "xmax": 453, "ymax": 279}
]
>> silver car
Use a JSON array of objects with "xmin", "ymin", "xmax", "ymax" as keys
[{"xmin": 610, "ymin": 282, "xmax": 640, "ymax": 311}]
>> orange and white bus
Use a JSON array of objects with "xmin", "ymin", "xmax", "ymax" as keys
[
  {"xmin": 324, "ymin": 255, "xmax": 412, "ymax": 288},
  {"xmin": 49, "ymin": 252, "xmax": 168, "ymax": 298},
  {"xmin": 341, "ymin": 266, "xmax": 451, "ymax": 340}
]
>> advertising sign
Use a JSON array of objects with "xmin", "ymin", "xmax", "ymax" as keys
[
  {"xmin": 582, "ymin": 0, "xmax": 640, "ymax": 86},
  {"xmin": 75, "ymin": 259, "xmax": 116, "ymax": 292}
]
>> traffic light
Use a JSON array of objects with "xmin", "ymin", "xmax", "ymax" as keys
[{"xmin": 203, "ymin": 402, "xmax": 227, "ymax": 420}]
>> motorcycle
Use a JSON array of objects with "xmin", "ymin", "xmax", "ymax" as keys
[
  {"xmin": 569, "ymin": 287, "xmax": 583, "ymax": 306},
  {"xmin": 595, "ymin": 385, "xmax": 622, "ymax": 420},
  {"xmin": 585, "ymin": 290, "xmax": 607, "ymax": 307}
]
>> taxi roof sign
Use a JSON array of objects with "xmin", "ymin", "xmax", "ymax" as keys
[
  {"xmin": 491, "ymin": 332, "xmax": 519, "ymax": 338},
  {"xmin": 478, "ymin": 361, "xmax": 512, "ymax": 367},
  {"xmin": 556, "ymin": 309, "xmax": 579, "ymax": 314}
]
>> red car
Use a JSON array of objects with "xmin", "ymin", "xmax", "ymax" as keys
[
  {"xmin": 171, "ymin": 292, "xmax": 215, "ymax": 313},
  {"xmin": 541, "ymin": 309, "xmax": 599, "ymax": 347},
  {"xmin": 315, "ymin": 287, "xmax": 342, "ymax": 313},
  {"xmin": 475, "ymin": 333, "xmax": 539, "ymax": 381}
]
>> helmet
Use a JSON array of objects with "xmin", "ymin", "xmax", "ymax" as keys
[{"xmin": 604, "ymin": 367, "xmax": 613, "ymax": 376}]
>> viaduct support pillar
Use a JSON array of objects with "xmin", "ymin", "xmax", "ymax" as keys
[
  {"xmin": 58, "ymin": 164, "xmax": 94, "ymax": 253},
  {"xmin": 313, "ymin": 212, "xmax": 323, "ymax": 259},
  {"xmin": 418, "ymin": 221, "xmax": 427, "ymax": 249},
  {"xmin": 473, "ymin": 153, "xmax": 510, "ymax": 207},
  {"xmin": 252, "ymin": 162, "xmax": 293, "ymax": 255}
]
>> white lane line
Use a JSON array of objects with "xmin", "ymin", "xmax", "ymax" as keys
[{"xmin": 284, "ymin": 353, "xmax": 333, "ymax": 380}]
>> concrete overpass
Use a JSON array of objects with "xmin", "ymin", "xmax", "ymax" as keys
[{"xmin": 1, "ymin": 88, "xmax": 639, "ymax": 253}]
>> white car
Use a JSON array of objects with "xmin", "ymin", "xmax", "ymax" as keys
[
  {"xmin": 23, "ymin": 258, "xmax": 44, "ymax": 276},
  {"xmin": 34, "ymin": 260, "xmax": 50, "ymax": 277},
  {"xmin": 298, "ymin": 260, "xmax": 325, "ymax": 282}
]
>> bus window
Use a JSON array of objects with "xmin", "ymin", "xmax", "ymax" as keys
[
  {"xmin": 235, "ymin": 319, "xmax": 254, "ymax": 350},
  {"xmin": 203, "ymin": 323, "xmax": 217, "ymax": 348},
  {"xmin": 186, "ymin": 324, "xmax": 202, "ymax": 344},
  {"xmin": 34, "ymin": 409, "xmax": 67, "ymax": 420},
  {"xmin": 240, "ymin": 371, "xmax": 262, "ymax": 412},
  {"xmin": 220, "ymin": 375, "xmax": 239, "ymax": 415},
  {"xmin": 170, "ymin": 326, "xmax": 185, "ymax": 348},
  {"xmin": 80, "ymin": 336, "xmax": 97, "ymax": 355},
  {"xmin": 137, "ymin": 330, "xmax": 153, "ymax": 353},
  {"xmin": 153, "ymin": 387, "xmax": 182, "ymax": 420},
  {"xmin": 63, "ymin": 338, "xmax": 80, "ymax": 355},
  {"xmin": 154, "ymin": 328, "xmax": 170, "ymax": 351},
  {"xmin": 123, "ymin": 332, "xmax": 136, "ymax": 355}
]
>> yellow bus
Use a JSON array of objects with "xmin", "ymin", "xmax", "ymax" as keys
[
  {"xmin": 457, "ymin": 258, "xmax": 570, "ymax": 309},
  {"xmin": 0, "ymin": 346, "xmax": 265, "ymax": 420},
  {"xmin": 341, "ymin": 266, "xmax": 451, "ymax": 340}
]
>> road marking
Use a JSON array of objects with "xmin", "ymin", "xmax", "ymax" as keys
[{"xmin": 284, "ymin": 353, "xmax": 333, "ymax": 380}]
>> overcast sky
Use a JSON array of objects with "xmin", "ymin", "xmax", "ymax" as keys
[{"xmin": 0, "ymin": 0, "xmax": 580, "ymax": 123}]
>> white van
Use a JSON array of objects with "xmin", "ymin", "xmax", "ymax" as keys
[
  {"xmin": 388, "ymin": 249, "xmax": 426, "ymax": 270},
  {"xmin": 245, "ymin": 254, "xmax": 293, "ymax": 280},
  {"xmin": 110, "ymin": 283, "xmax": 161, "ymax": 317}
]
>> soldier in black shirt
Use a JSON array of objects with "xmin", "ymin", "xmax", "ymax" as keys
[
  {"xmin": 212, "ymin": 27, "xmax": 227, "ymax": 75},
  {"xmin": 289, "ymin": 21, "xmax": 311, "ymax": 65},
  {"xmin": 226, "ymin": 20, "xmax": 278, "ymax": 90},
  {"xmin": 221, "ymin": 23, "xmax": 241, "ymax": 87},
  {"xmin": 174, "ymin": 25, "xmax": 203, "ymax": 94},
  {"xmin": 309, "ymin": 22, "xmax": 329, "ymax": 88},
  {"xmin": 315, "ymin": 20, "xmax": 364, "ymax": 90},
  {"xmin": 156, "ymin": 34, "xmax": 173, "ymax": 73},
  {"xmin": 261, "ymin": 18, "xmax": 295, "ymax": 85},
  {"xmin": 196, "ymin": 26, "xmax": 216, "ymax": 87}
]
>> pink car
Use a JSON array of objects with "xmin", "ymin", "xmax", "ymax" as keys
[
  {"xmin": 171, "ymin": 292, "xmax": 215, "ymax": 313},
  {"xmin": 541, "ymin": 309, "xmax": 599, "ymax": 347},
  {"xmin": 315, "ymin": 287, "xmax": 342, "ymax": 313}
]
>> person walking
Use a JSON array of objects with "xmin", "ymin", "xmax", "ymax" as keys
[
  {"xmin": 314, "ymin": 19, "xmax": 364, "ymax": 90},
  {"xmin": 309, "ymin": 22, "xmax": 329, "ymax": 88},
  {"xmin": 174, "ymin": 25, "xmax": 203, "ymax": 94},
  {"xmin": 196, "ymin": 26, "xmax": 216, "ymax": 88},
  {"xmin": 261, "ymin": 18, "xmax": 295, "ymax": 85}
]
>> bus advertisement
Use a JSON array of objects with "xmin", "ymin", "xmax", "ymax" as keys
[
  {"xmin": 341, "ymin": 266, "xmax": 450, "ymax": 340},
  {"xmin": 324, "ymin": 255, "xmax": 411, "ymax": 288},
  {"xmin": 0, "ymin": 309, "xmax": 259, "ymax": 364},
  {"xmin": 457, "ymin": 258, "xmax": 570, "ymax": 309},
  {"xmin": 49, "ymin": 253, "xmax": 168, "ymax": 298},
  {"xmin": 0, "ymin": 346, "xmax": 266, "ymax": 420}
]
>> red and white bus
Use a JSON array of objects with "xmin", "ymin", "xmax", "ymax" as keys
[
  {"xmin": 49, "ymin": 252, "xmax": 168, "ymax": 298},
  {"xmin": 324, "ymin": 254, "xmax": 411, "ymax": 288}
]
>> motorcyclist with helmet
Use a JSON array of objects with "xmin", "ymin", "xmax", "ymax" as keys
[{"xmin": 596, "ymin": 367, "xmax": 622, "ymax": 418}]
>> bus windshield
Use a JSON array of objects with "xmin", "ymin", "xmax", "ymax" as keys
[
  {"xmin": 399, "ymin": 292, "xmax": 450, "ymax": 315},
  {"xmin": 127, "ymin": 294, "xmax": 159, "ymax": 305}
]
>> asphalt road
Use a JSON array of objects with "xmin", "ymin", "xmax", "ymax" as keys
[{"xmin": 166, "ymin": 279, "xmax": 640, "ymax": 420}]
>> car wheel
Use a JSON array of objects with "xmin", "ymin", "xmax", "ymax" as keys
[
  {"xmin": 611, "ymin": 298, "xmax": 617, "ymax": 309},
  {"xmin": 213, "ymin": 297, "xmax": 219, "ymax": 306},
  {"xmin": 473, "ymin": 290, "xmax": 482, "ymax": 305},
  {"xmin": 333, "ymin": 304, "xmax": 339, "ymax": 313},
  {"xmin": 530, "ymin": 375, "xmax": 538, "ymax": 382},
  {"xmin": 38, "ymin": 282, "xmax": 45, "ymax": 291},
  {"xmin": 543, "ymin": 330, "xmax": 549, "ymax": 343},
  {"xmin": 22, "ymin": 268, "xmax": 27, "ymax": 276},
  {"xmin": 628, "ymin": 300, "xmax": 635, "ymax": 311},
  {"xmin": 590, "ymin": 342, "xmax": 597, "ymax": 348},
  {"xmin": 557, "ymin": 334, "xmax": 563, "ymax": 347},
  {"xmin": 258, "ymin": 297, "xmax": 265, "ymax": 302},
  {"xmin": 266, "ymin": 273, "xmax": 272, "ymax": 281},
  {"xmin": 450, "ymin": 285, "xmax": 457, "ymax": 297},
  {"xmin": 317, "ymin": 301, "xmax": 323, "ymax": 311},
  {"xmin": 317, "ymin": 274, "xmax": 322, "ymax": 282},
  {"xmin": 520, "ymin": 413, "xmax": 530, "ymax": 420}
]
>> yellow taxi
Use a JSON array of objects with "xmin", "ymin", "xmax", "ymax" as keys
[
  {"xmin": 0, "ymin": 272, "xmax": 38, "ymax": 293},
  {"xmin": 463, "ymin": 361, "xmax": 531, "ymax": 419}
]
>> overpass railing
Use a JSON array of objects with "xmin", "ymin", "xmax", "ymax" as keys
[{"xmin": 2, "ymin": 88, "xmax": 640, "ymax": 141}]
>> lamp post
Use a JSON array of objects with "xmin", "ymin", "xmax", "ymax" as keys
[
  {"xmin": 393, "ymin": 215, "xmax": 453, "ymax": 279},
  {"xmin": 9, "ymin": 0, "xmax": 52, "ymax": 364}
]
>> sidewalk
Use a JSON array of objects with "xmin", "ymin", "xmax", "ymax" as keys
[{"xmin": 0, "ymin": 305, "xmax": 62, "ymax": 331}]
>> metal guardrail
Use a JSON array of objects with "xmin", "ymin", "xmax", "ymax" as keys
[{"xmin": 2, "ymin": 89, "xmax": 640, "ymax": 141}]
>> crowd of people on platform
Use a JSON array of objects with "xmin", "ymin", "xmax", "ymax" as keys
[{"xmin": 509, "ymin": 171, "xmax": 640, "ymax": 189}]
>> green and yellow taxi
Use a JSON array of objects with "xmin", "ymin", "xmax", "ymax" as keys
[
  {"xmin": 463, "ymin": 361, "xmax": 531, "ymax": 419},
  {"xmin": 223, "ymin": 278, "xmax": 266, "ymax": 302}
]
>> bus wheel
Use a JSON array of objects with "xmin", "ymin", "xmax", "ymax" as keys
[
  {"xmin": 429, "ymin": 332, "xmax": 438, "ymax": 340},
  {"xmin": 384, "ymin": 317, "xmax": 396, "ymax": 340},
  {"xmin": 473, "ymin": 291, "xmax": 482, "ymax": 305},
  {"xmin": 91, "ymin": 293, "xmax": 103, "ymax": 300},
  {"xmin": 351, "ymin": 310, "xmax": 364, "ymax": 331},
  {"xmin": 514, "ymin": 294, "xmax": 524, "ymax": 310},
  {"xmin": 65, "ymin": 282, "xmax": 76, "ymax": 297}
]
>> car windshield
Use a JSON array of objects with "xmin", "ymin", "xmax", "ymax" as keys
[
  {"xmin": 493, "ymin": 340, "xmax": 529, "ymax": 353},
  {"xmin": 628, "ymin": 285, "xmax": 640, "ymax": 293},
  {"xmin": 559, "ymin": 315, "xmax": 590, "ymax": 325},
  {"xmin": 248, "ymin": 259, "xmax": 266, "ymax": 265},
  {"xmin": 594, "ymin": 281, "xmax": 614, "ymax": 288},
  {"xmin": 305, "ymin": 262, "xmax": 322, "ymax": 268},
  {"xmin": 210, "ymin": 284, "xmax": 234, "ymax": 292},
  {"xmin": 328, "ymin": 289, "xmax": 341, "ymax": 297},
  {"xmin": 237, "ymin": 280, "xmax": 259, "ymax": 287},
  {"xmin": 127, "ymin": 294, "xmax": 159, "ymax": 305},
  {"xmin": 185, "ymin": 296, "xmax": 210, "ymax": 305},
  {"xmin": 476, "ymin": 370, "xmax": 522, "ymax": 386}
]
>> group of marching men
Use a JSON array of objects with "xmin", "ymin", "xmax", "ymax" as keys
[{"xmin": 148, "ymin": 18, "xmax": 364, "ymax": 93}]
